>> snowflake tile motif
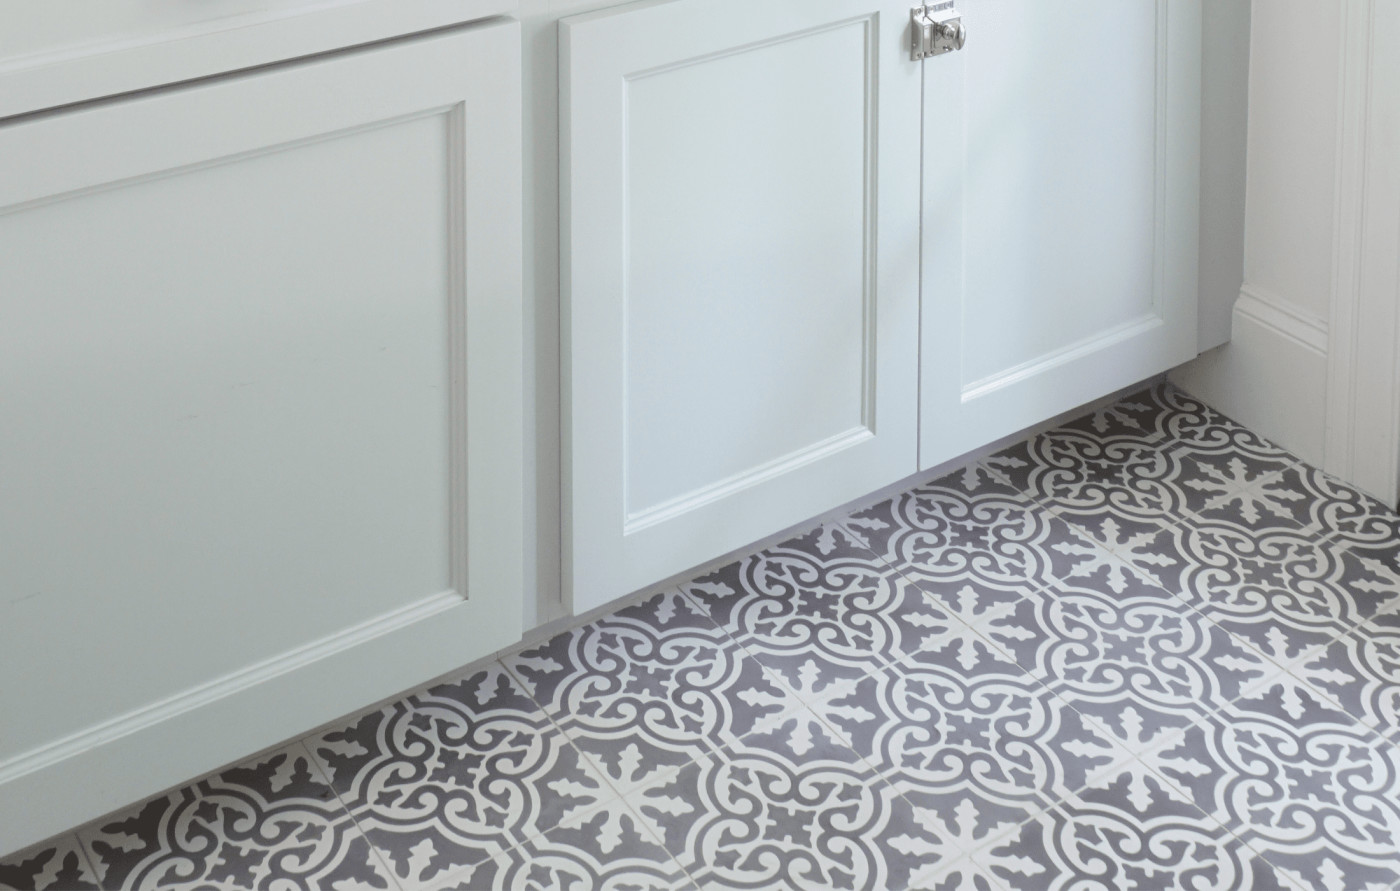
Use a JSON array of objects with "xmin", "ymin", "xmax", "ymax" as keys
[
  {"xmin": 78, "ymin": 743, "xmax": 393, "ymax": 891},
  {"xmin": 0, "ymin": 836, "xmax": 98, "ymax": 891},
  {"xmin": 907, "ymin": 855, "xmax": 1003, "ymax": 891},
  {"xmin": 811, "ymin": 656, "xmax": 1134, "ymax": 831},
  {"xmin": 504, "ymin": 590, "xmax": 797, "ymax": 764},
  {"xmin": 1262, "ymin": 462, "xmax": 1400, "ymax": 547},
  {"xmin": 1283, "ymin": 621, "xmax": 1400, "ymax": 742},
  {"xmin": 1001, "ymin": 579, "xmax": 1236, "ymax": 748},
  {"xmin": 1119, "ymin": 517, "xmax": 1400, "ymax": 641},
  {"xmin": 1163, "ymin": 439, "xmax": 1298, "ymax": 523},
  {"xmin": 847, "ymin": 471, "xmax": 1086, "ymax": 596},
  {"xmin": 896, "ymin": 573, "xmax": 1038, "ymax": 628},
  {"xmin": 1052, "ymin": 387, "xmax": 1176, "ymax": 445},
  {"xmin": 878, "ymin": 790, "xmax": 1039, "ymax": 889},
  {"xmin": 307, "ymin": 664, "xmax": 611, "ymax": 886},
  {"xmin": 1142, "ymin": 698, "xmax": 1400, "ymax": 890},
  {"xmin": 678, "ymin": 528, "xmax": 954, "ymax": 690},
  {"xmin": 629, "ymin": 720, "xmax": 905, "ymax": 891},
  {"xmin": 1191, "ymin": 468, "xmax": 1320, "ymax": 536},
  {"xmin": 972, "ymin": 798, "xmax": 1262, "ymax": 891},
  {"xmin": 423, "ymin": 790, "xmax": 692, "ymax": 891}
]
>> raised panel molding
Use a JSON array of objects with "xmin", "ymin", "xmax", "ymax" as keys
[
  {"xmin": 562, "ymin": 0, "xmax": 920, "ymax": 614},
  {"xmin": 921, "ymin": 0, "xmax": 1201, "ymax": 467},
  {"xmin": 0, "ymin": 0, "xmax": 513, "ymax": 120},
  {"xmin": 0, "ymin": 20, "xmax": 523, "ymax": 855}
]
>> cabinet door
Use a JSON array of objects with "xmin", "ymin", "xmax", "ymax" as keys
[
  {"xmin": 0, "ymin": 21, "xmax": 522, "ymax": 853},
  {"xmin": 562, "ymin": 0, "xmax": 921, "ymax": 612},
  {"xmin": 920, "ymin": 0, "xmax": 1201, "ymax": 466}
]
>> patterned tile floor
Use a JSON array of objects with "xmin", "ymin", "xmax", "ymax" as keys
[{"xmin": 9, "ymin": 384, "xmax": 1400, "ymax": 890}]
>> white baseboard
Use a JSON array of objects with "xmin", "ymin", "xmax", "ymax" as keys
[{"xmin": 1170, "ymin": 284, "xmax": 1329, "ymax": 465}]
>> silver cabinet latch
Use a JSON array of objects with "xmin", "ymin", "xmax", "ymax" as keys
[{"xmin": 911, "ymin": 2, "xmax": 966, "ymax": 61}]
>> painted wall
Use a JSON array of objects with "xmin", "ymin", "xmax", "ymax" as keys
[
  {"xmin": 1172, "ymin": 0, "xmax": 1331, "ymax": 466},
  {"xmin": 1196, "ymin": 0, "xmax": 1250, "ymax": 350}
]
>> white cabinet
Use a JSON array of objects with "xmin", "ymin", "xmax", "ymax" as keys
[
  {"xmin": 920, "ymin": 0, "xmax": 1201, "ymax": 466},
  {"xmin": 561, "ymin": 0, "xmax": 922, "ymax": 613},
  {"xmin": 561, "ymin": 0, "xmax": 1202, "ymax": 610},
  {"xmin": 0, "ymin": 19, "xmax": 523, "ymax": 854}
]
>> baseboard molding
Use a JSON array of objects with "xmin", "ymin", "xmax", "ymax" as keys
[
  {"xmin": 1233, "ymin": 284, "xmax": 1328, "ymax": 354},
  {"xmin": 1, "ymin": 592, "xmax": 505, "ymax": 856},
  {"xmin": 1170, "ymin": 284, "xmax": 1328, "ymax": 465}
]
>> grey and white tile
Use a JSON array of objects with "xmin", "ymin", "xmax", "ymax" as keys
[
  {"xmin": 998, "ymin": 578, "xmax": 1238, "ymax": 748},
  {"xmin": 629, "ymin": 715, "xmax": 908, "ymax": 891},
  {"xmin": 504, "ymin": 590, "xmax": 798, "ymax": 766},
  {"xmin": 308, "ymin": 663, "xmax": 610, "ymax": 886},
  {"xmin": 972, "ymin": 796, "xmax": 1269, "ymax": 891},
  {"xmin": 14, "ymin": 381, "xmax": 1400, "ymax": 891},
  {"xmin": 679, "ymin": 525, "xmax": 950, "ymax": 694},
  {"xmin": 848, "ymin": 469, "xmax": 1091, "ymax": 598},
  {"xmin": 0, "ymin": 835, "xmax": 98, "ymax": 891},
  {"xmin": 78, "ymin": 743, "xmax": 393, "ymax": 891}
]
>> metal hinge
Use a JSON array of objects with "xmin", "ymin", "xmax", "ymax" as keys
[{"xmin": 911, "ymin": 2, "xmax": 966, "ymax": 61}]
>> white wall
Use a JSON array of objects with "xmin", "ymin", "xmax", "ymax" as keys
[
  {"xmin": 1172, "ymin": 0, "xmax": 1334, "ymax": 467},
  {"xmin": 1174, "ymin": 0, "xmax": 1400, "ymax": 504},
  {"xmin": 1196, "ymin": 0, "xmax": 1250, "ymax": 351}
]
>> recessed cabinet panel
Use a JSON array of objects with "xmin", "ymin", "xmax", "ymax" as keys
[
  {"xmin": 0, "ymin": 112, "xmax": 459, "ymax": 762},
  {"xmin": 0, "ymin": 21, "xmax": 523, "ymax": 854},
  {"xmin": 563, "ymin": 0, "xmax": 920, "ymax": 612},
  {"xmin": 960, "ymin": 3, "xmax": 1158, "ymax": 387},
  {"xmin": 623, "ymin": 22, "xmax": 871, "ymax": 522},
  {"xmin": 921, "ymin": 0, "xmax": 1201, "ymax": 465}
]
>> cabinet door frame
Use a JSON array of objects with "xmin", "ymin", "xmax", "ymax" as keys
[
  {"xmin": 919, "ymin": 0, "xmax": 1202, "ymax": 467},
  {"xmin": 0, "ymin": 19, "xmax": 523, "ymax": 855},
  {"xmin": 561, "ymin": 0, "xmax": 921, "ymax": 613}
]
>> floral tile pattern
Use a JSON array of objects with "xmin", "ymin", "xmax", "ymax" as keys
[
  {"xmin": 0, "ymin": 836, "xmax": 98, "ymax": 891},
  {"xmin": 307, "ymin": 664, "xmax": 611, "ymax": 887},
  {"xmin": 76, "ymin": 743, "xmax": 394, "ymax": 891},
  {"xmin": 17, "ymin": 382, "xmax": 1400, "ymax": 890}
]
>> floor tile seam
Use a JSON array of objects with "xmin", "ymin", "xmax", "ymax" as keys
[
  {"xmin": 524, "ymin": 790, "xmax": 703, "ymax": 891},
  {"xmin": 634, "ymin": 716, "xmax": 897, "ymax": 884},
  {"xmin": 2, "ymin": 832, "xmax": 104, "ymax": 891},
  {"xmin": 420, "ymin": 657, "xmax": 671, "ymax": 861},
  {"xmin": 71, "ymin": 829, "xmax": 114, "ymax": 891},
  {"xmin": 1317, "ymin": 526, "xmax": 1400, "ymax": 567},
  {"xmin": 282, "ymin": 734, "xmax": 475, "ymax": 891},
  {"xmin": 1226, "ymin": 813, "xmax": 1400, "ymax": 890},
  {"xmin": 80, "ymin": 741, "xmax": 378, "ymax": 891},
  {"xmin": 1148, "ymin": 558, "xmax": 1383, "ymax": 643},
  {"xmin": 831, "ymin": 512, "xmax": 929, "ymax": 586},
  {"xmin": 888, "ymin": 692, "xmax": 1148, "ymax": 866},
  {"xmin": 1158, "ymin": 577, "xmax": 1364, "ymax": 669},
  {"xmin": 906, "ymin": 854, "xmax": 1001, "ymax": 891},
  {"xmin": 961, "ymin": 794, "xmax": 1276, "ymax": 890},
  {"xmin": 870, "ymin": 528, "xmax": 1076, "ymax": 629},
  {"xmin": 671, "ymin": 579, "xmax": 776, "ymax": 658},
  {"xmin": 275, "ymin": 736, "xmax": 403, "ymax": 888},
  {"xmin": 289, "ymin": 671, "xmax": 552, "ymax": 889},
  {"xmin": 1213, "ymin": 650, "xmax": 1385, "ymax": 742},
  {"xmin": 65, "ymin": 830, "xmax": 104, "ymax": 891}
]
